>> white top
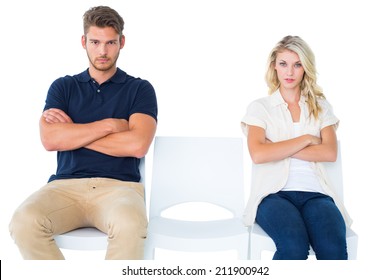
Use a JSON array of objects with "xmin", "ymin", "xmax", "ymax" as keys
[
  {"xmin": 241, "ymin": 90, "xmax": 352, "ymax": 227},
  {"xmin": 282, "ymin": 123, "xmax": 325, "ymax": 193}
]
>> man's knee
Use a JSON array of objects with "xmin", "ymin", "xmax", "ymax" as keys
[
  {"xmin": 108, "ymin": 207, "xmax": 147, "ymax": 237},
  {"xmin": 10, "ymin": 204, "xmax": 51, "ymax": 242}
]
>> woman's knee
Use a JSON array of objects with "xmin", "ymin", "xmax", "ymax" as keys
[
  {"xmin": 313, "ymin": 234, "xmax": 348, "ymax": 260},
  {"xmin": 274, "ymin": 238, "xmax": 310, "ymax": 260}
]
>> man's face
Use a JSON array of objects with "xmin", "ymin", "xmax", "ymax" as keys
[{"xmin": 82, "ymin": 26, "xmax": 125, "ymax": 72}]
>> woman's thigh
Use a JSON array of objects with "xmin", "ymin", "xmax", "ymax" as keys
[
  {"xmin": 301, "ymin": 195, "xmax": 347, "ymax": 259},
  {"xmin": 256, "ymin": 193, "xmax": 310, "ymax": 259}
]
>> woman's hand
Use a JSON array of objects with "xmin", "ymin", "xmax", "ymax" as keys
[{"xmin": 306, "ymin": 134, "xmax": 322, "ymax": 145}]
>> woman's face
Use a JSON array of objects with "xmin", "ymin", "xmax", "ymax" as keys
[{"xmin": 274, "ymin": 50, "xmax": 305, "ymax": 91}]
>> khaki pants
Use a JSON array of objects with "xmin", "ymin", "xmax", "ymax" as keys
[{"xmin": 9, "ymin": 178, "xmax": 147, "ymax": 260}]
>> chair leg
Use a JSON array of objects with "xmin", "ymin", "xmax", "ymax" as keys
[
  {"xmin": 143, "ymin": 242, "xmax": 155, "ymax": 260},
  {"xmin": 238, "ymin": 248, "xmax": 249, "ymax": 260},
  {"xmin": 250, "ymin": 248, "xmax": 262, "ymax": 260}
]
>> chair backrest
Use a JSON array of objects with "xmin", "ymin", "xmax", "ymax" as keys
[
  {"xmin": 322, "ymin": 140, "xmax": 344, "ymax": 201},
  {"xmin": 148, "ymin": 136, "xmax": 245, "ymax": 219},
  {"xmin": 139, "ymin": 156, "xmax": 145, "ymax": 185}
]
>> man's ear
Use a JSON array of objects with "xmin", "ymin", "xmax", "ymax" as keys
[
  {"xmin": 120, "ymin": 35, "xmax": 125, "ymax": 49},
  {"xmin": 81, "ymin": 35, "xmax": 87, "ymax": 49}
]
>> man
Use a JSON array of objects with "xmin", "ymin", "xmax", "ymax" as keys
[{"xmin": 9, "ymin": 6, "xmax": 158, "ymax": 260}]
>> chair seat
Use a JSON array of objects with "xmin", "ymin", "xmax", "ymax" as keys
[
  {"xmin": 54, "ymin": 228, "xmax": 108, "ymax": 251},
  {"xmin": 148, "ymin": 217, "xmax": 248, "ymax": 239},
  {"xmin": 146, "ymin": 217, "xmax": 249, "ymax": 256}
]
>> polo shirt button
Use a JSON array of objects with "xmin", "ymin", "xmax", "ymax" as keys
[{"xmin": 97, "ymin": 89, "xmax": 101, "ymax": 93}]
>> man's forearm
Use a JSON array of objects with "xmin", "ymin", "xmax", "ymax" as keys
[
  {"xmin": 85, "ymin": 114, "xmax": 157, "ymax": 158},
  {"xmin": 85, "ymin": 131, "xmax": 143, "ymax": 157},
  {"xmin": 40, "ymin": 118, "xmax": 121, "ymax": 152}
]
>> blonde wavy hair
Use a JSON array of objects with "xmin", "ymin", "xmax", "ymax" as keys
[{"xmin": 265, "ymin": 35, "xmax": 325, "ymax": 119}]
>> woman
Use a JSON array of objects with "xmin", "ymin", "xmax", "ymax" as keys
[{"xmin": 241, "ymin": 35, "xmax": 352, "ymax": 260}]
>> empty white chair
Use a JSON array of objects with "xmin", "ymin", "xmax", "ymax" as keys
[
  {"xmin": 144, "ymin": 136, "xmax": 249, "ymax": 260},
  {"xmin": 54, "ymin": 157, "xmax": 145, "ymax": 251},
  {"xmin": 249, "ymin": 141, "xmax": 358, "ymax": 260}
]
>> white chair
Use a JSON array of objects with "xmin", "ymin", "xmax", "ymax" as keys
[
  {"xmin": 54, "ymin": 157, "xmax": 146, "ymax": 251},
  {"xmin": 249, "ymin": 141, "xmax": 358, "ymax": 260},
  {"xmin": 144, "ymin": 136, "xmax": 249, "ymax": 260}
]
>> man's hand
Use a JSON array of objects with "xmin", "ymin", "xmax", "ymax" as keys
[
  {"xmin": 42, "ymin": 108, "xmax": 73, "ymax": 123},
  {"xmin": 105, "ymin": 118, "xmax": 129, "ymax": 133},
  {"xmin": 42, "ymin": 109, "xmax": 128, "ymax": 133}
]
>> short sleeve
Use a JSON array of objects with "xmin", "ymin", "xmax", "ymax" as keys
[
  {"xmin": 319, "ymin": 99, "xmax": 339, "ymax": 130},
  {"xmin": 241, "ymin": 99, "xmax": 267, "ymax": 137},
  {"xmin": 43, "ymin": 77, "xmax": 70, "ymax": 112},
  {"xmin": 130, "ymin": 80, "xmax": 158, "ymax": 122}
]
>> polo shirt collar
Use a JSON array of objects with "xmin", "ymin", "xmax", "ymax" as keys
[
  {"xmin": 77, "ymin": 67, "xmax": 126, "ymax": 83},
  {"xmin": 269, "ymin": 89, "xmax": 306, "ymax": 107},
  {"xmin": 109, "ymin": 68, "xmax": 126, "ymax": 83}
]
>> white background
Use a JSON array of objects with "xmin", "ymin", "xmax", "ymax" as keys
[{"xmin": 1, "ymin": 0, "xmax": 389, "ymax": 278}]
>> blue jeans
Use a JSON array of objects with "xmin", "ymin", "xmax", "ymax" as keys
[{"xmin": 256, "ymin": 191, "xmax": 347, "ymax": 260}]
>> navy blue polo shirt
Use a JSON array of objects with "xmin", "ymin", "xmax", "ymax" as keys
[{"xmin": 44, "ymin": 68, "xmax": 158, "ymax": 183}]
